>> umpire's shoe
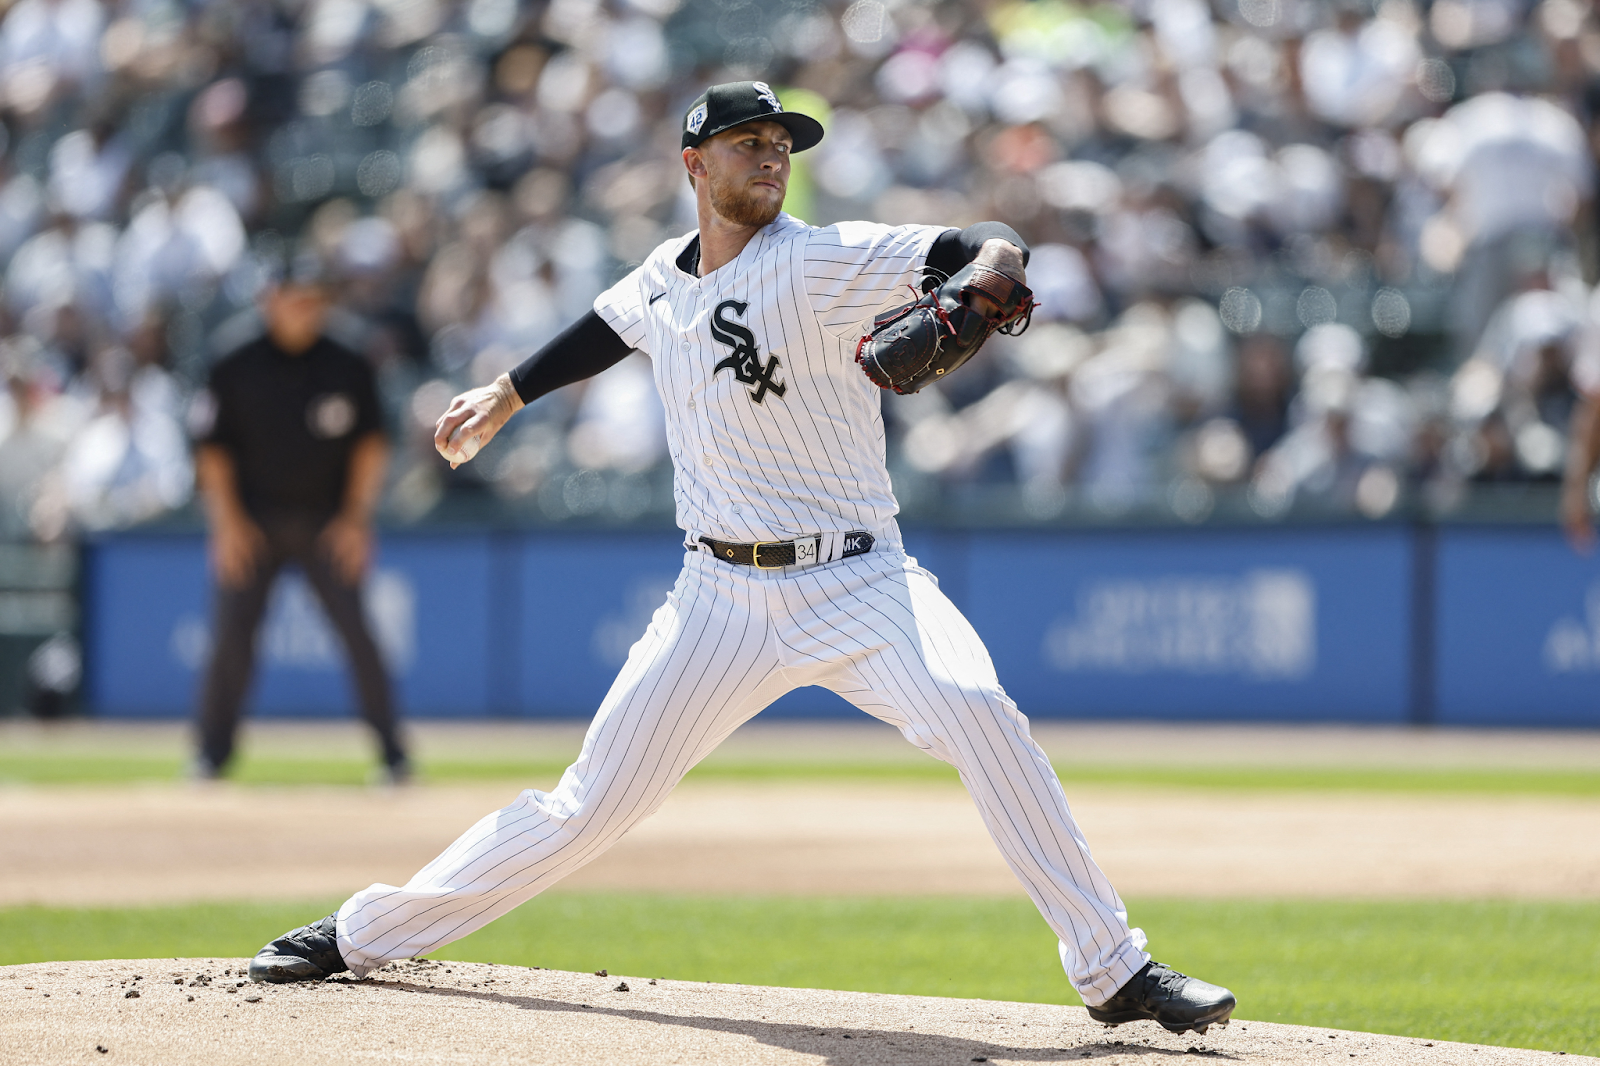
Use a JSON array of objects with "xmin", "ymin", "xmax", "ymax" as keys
[
  {"xmin": 248, "ymin": 914, "xmax": 350, "ymax": 984},
  {"xmin": 1087, "ymin": 961, "xmax": 1235, "ymax": 1035}
]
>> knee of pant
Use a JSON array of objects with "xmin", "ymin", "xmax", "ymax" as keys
[
  {"xmin": 913, "ymin": 692, "xmax": 1032, "ymax": 752},
  {"xmin": 925, "ymin": 676, "xmax": 1024, "ymax": 725},
  {"xmin": 962, "ymin": 683, "xmax": 1028, "ymax": 727},
  {"xmin": 532, "ymin": 781, "xmax": 665, "ymax": 838},
  {"xmin": 895, "ymin": 722, "xmax": 959, "ymax": 766}
]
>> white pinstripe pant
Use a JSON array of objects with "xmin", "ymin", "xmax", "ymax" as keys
[{"xmin": 337, "ymin": 545, "xmax": 1150, "ymax": 1005}]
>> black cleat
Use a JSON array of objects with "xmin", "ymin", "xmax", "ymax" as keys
[
  {"xmin": 1086, "ymin": 960, "xmax": 1236, "ymax": 1035},
  {"xmin": 248, "ymin": 914, "xmax": 350, "ymax": 984}
]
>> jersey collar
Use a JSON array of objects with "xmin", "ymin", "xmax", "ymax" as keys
[{"xmin": 673, "ymin": 214, "xmax": 792, "ymax": 283}]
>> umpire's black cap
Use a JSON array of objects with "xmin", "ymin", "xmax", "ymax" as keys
[{"xmin": 681, "ymin": 81, "xmax": 824, "ymax": 153}]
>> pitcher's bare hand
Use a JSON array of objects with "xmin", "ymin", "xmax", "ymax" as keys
[{"xmin": 434, "ymin": 373, "xmax": 524, "ymax": 468}]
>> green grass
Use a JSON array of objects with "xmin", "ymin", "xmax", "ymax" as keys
[
  {"xmin": 4, "ymin": 896, "xmax": 1595, "ymax": 1055},
  {"xmin": 0, "ymin": 898, "xmax": 346, "ymax": 968},
  {"xmin": 1, "ymin": 750, "xmax": 1597, "ymax": 796}
]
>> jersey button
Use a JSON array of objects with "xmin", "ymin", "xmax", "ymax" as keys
[
  {"xmin": 681, "ymin": 341, "xmax": 691, "ymax": 351},
  {"xmin": 687, "ymin": 399, "xmax": 696, "ymax": 409}
]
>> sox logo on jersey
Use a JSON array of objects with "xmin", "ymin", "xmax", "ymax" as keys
[{"xmin": 711, "ymin": 299, "xmax": 785, "ymax": 403}]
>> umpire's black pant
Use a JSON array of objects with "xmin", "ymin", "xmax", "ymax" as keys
[{"xmin": 195, "ymin": 512, "xmax": 407, "ymax": 773}]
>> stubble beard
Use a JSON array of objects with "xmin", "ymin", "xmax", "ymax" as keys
[{"xmin": 707, "ymin": 168, "xmax": 783, "ymax": 228}]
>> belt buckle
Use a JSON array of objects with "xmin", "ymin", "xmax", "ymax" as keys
[{"xmin": 751, "ymin": 540, "xmax": 785, "ymax": 570}]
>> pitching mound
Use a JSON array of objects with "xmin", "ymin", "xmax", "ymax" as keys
[{"xmin": 2, "ymin": 960, "xmax": 1587, "ymax": 1066}]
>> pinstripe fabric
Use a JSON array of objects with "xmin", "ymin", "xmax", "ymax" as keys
[
  {"xmin": 592, "ymin": 214, "xmax": 944, "ymax": 546},
  {"xmin": 335, "ymin": 213, "xmax": 1149, "ymax": 1006},
  {"xmin": 337, "ymin": 554, "xmax": 791, "ymax": 975},
  {"xmin": 778, "ymin": 550, "xmax": 1149, "ymax": 1002},
  {"xmin": 336, "ymin": 546, "xmax": 1150, "ymax": 1005}
]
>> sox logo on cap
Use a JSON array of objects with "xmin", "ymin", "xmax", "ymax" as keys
[{"xmin": 751, "ymin": 81, "xmax": 782, "ymax": 112}]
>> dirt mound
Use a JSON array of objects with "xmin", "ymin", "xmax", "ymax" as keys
[{"xmin": 1, "ymin": 959, "xmax": 1586, "ymax": 1066}]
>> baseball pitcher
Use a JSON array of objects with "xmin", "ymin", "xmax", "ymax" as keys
[{"xmin": 247, "ymin": 81, "xmax": 1235, "ymax": 1035}]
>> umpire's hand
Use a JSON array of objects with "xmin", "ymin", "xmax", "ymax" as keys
[
  {"xmin": 1561, "ymin": 479, "xmax": 1594, "ymax": 554},
  {"xmin": 319, "ymin": 513, "xmax": 374, "ymax": 584},
  {"xmin": 1563, "ymin": 393, "xmax": 1600, "ymax": 554},
  {"xmin": 434, "ymin": 373, "xmax": 524, "ymax": 469},
  {"xmin": 210, "ymin": 512, "xmax": 266, "ymax": 588}
]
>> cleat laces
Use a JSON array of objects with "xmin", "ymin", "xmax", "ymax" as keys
[{"xmin": 1149, "ymin": 963, "xmax": 1191, "ymax": 1002}]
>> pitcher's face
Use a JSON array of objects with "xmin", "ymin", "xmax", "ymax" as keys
[{"xmin": 689, "ymin": 120, "xmax": 792, "ymax": 228}]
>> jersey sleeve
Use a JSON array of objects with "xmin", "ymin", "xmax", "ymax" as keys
[
  {"xmin": 349, "ymin": 354, "xmax": 385, "ymax": 438},
  {"xmin": 195, "ymin": 359, "xmax": 237, "ymax": 449},
  {"xmin": 803, "ymin": 221, "xmax": 947, "ymax": 337},
  {"xmin": 593, "ymin": 263, "xmax": 652, "ymax": 355}
]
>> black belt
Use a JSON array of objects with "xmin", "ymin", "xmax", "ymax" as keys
[{"xmin": 698, "ymin": 531, "xmax": 875, "ymax": 569}]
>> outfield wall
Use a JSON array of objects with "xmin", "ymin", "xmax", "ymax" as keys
[{"xmin": 83, "ymin": 526, "xmax": 1600, "ymax": 726}]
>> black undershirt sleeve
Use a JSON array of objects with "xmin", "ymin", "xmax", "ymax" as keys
[
  {"xmin": 922, "ymin": 222, "xmax": 1031, "ymax": 289},
  {"xmin": 507, "ymin": 310, "xmax": 634, "ymax": 405},
  {"xmin": 509, "ymin": 224, "xmax": 1023, "ymax": 403}
]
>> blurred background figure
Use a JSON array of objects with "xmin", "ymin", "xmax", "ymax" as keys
[
  {"xmin": 189, "ymin": 262, "xmax": 407, "ymax": 780},
  {"xmin": 2, "ymin": 0, "xmax": 1600, "ymax": 713},
  {"xmin": 0, "ymin": 0, "xmax": 1597, "ymax": 530}
]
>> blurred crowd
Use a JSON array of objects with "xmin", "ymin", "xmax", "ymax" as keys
[{"xmin": 2, "ymin": 0, "xmax": 1600, "ymax": 537}]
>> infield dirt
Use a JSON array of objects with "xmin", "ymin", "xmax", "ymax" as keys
[
  {"xmin": 4, "ymin": 779, "xmax": 1600, "ymax": 906},
  {"xmin": 4, "ymin": 958, "xmax": 1593, "ymax": 1066},
  {"xmin": 3, "ymin": 721, "xmax": 1599, "ymax": 905}
]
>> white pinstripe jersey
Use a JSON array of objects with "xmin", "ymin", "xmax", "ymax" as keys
[{"xmin": 594, "ymin": 212, "xmax": 945, "ymax": 544}]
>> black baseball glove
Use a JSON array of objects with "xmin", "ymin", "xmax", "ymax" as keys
[{"xmin": 855, "ymin": 262, "xmax": 1036, "ymax": 395}]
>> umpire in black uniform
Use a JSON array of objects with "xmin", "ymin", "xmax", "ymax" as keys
[{"xmin": 192, "ymin": 262, "xmax": 409, "ymax": 781}]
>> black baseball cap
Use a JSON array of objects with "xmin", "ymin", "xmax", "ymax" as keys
[{"xmin": 681, "ymin": 81, "xmax": 824, "ymax": 153}]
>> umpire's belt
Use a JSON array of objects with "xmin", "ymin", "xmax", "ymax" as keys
[{"xmin": 697, "ymin": 530, "xmax": 875, "ymax": 570}]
